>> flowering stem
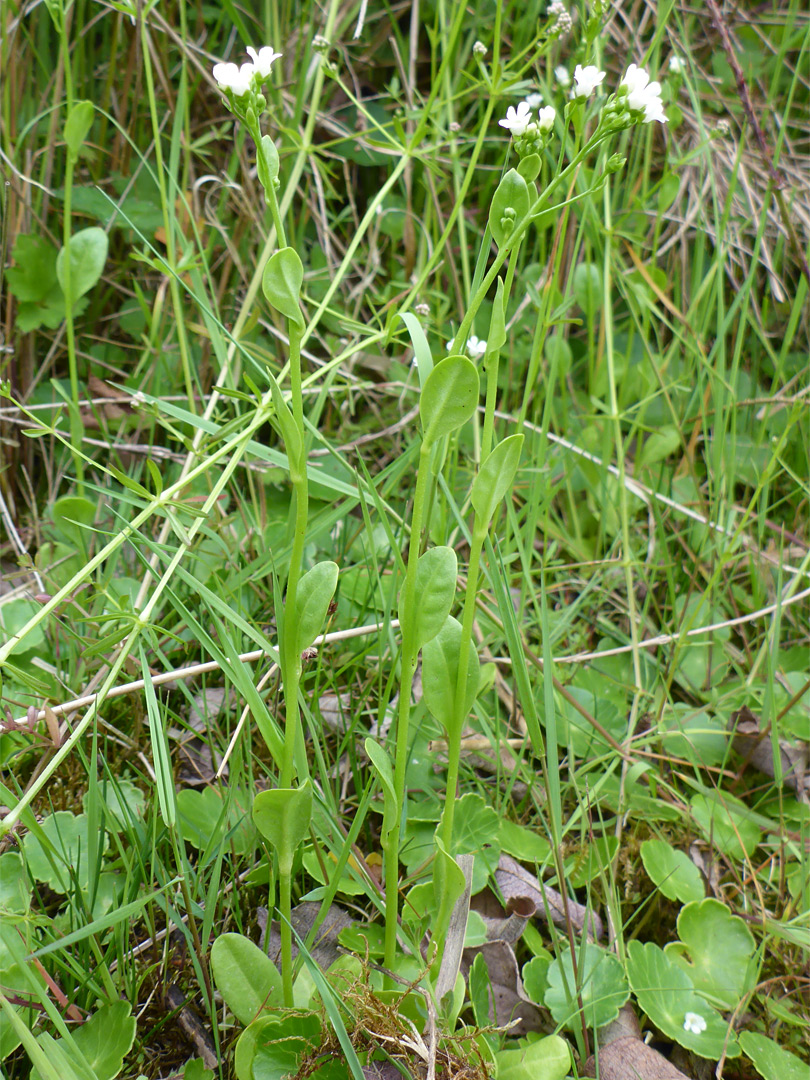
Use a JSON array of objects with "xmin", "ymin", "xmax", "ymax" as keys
[
  {"xmin": 440, "ymin": 517, "xmax": 486, "ymax": 853},
  {"xmin": 383, "ymin": 439, "xmax": 432, "ymax": 979},
  {"xmin": 280, "ymin": 326, "xmax": 308, "ymax": 791},
  {"xmin": 277, "ymin": 320, "xmax": 308, "ymax": 1008},
  {"xmin": 451, "ymin": 134, "xmax": 609, "ymax": 359}
]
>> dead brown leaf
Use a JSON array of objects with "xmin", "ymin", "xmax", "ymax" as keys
[{"xmin": 495, "ymin": 853, "xmax": 604, "ymax": 941}]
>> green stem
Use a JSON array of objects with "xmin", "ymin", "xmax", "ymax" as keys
[
  {"xmin": 279, "ymin": 322, "xmax": 307, "ymax": 1004},
  {"xmin": 62, "ymin": 152, "xmax": 84, "ymax": 493},
  {"xmin": 383, "ymin": 439, "xmax": 432, "ymax": 977},
  {"xmin": 450, "ymin": 134, "xmax": 609, "ymax": 359},
  {"xmin": 279, "ymin": 856, "xmax": 294, "ymax": 1006},
  {"xmin": 440, "ymin": 521, "xmax": 485, "ymax": 851}
]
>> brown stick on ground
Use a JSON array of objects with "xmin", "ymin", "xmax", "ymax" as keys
[{"xmin": 703, "ymin": 0, "xmax": 810, "ymax": 290}]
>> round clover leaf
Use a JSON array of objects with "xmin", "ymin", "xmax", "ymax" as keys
[
  {"xmin": 626, "ymin": 940, "xmax": 739, "ymax": 1059},
  {"xmin": 544, "ymin": 942, "xmax": 629, "ymax": 1031},
  {"xmin": 665, "ymin": 898, "xmax": 756, "ymax": 1010}
]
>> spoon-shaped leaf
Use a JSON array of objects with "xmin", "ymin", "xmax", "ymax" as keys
[
  {"xmin": 471, "ymin": 434, "xmax": 524, "ymax": 524},
  {"xmin": 400, "ymin": 545, "xmax": 457, "ymax": 651},
  {"xmin": 420, "ymin": 356, "xmax": 479, "ymax": 446}
]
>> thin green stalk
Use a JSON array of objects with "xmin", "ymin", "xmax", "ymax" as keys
[
  {"xmin": 279, "ymin": 857, "xmax": 294, "ymax": 1005},
  {"xmin": 383, "ymin": 440, "xmax": 432, "ymax": 976},
  {"xmin": 280, "ymin": 323, "xmax": 307, "ymax": 789},
  {"xmin": 61, "ymin": 151, "xmax": 84, "ymax": 493},
  {"xmin": 55, "ymin": 0, "xmax": 84, "ymax": 492},
  {"xmin": 440, "ymin": 519, "xmax": 485, "ymax": 851},
  {"xmin": 450, "ymin": 134, "xmax": 610, "ymax": 359}
]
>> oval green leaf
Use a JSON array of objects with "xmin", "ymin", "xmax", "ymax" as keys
[
  {"xmin": 260, "ymin": 134, "xmax": 279, "ymax": 183},
  {"xmin": 420, "ymin": 355, "xmax": 479, "ymax": 446},
  {"xmin": 401, "ymin": 545, "xmax": 457, "ymax": 651},
  {"xmin": 262, "ymin": 246, "xmax": 304, "ymax": 327},
  {"xmin": 294, "ymin": 561, "xmax": 338, "ymax": 655},
  {"xmin": 56, "ymin": 227, "xmax": 108, "ymax": 305},
  {"xmin": 63, "ymin": 1001, "xmax": 136, "ymax": 1080},
  {"xmin": 489, "ymin": 169, "xmax": 530, "ymax": 249},
  {"xmin": 211, "ymin": 933, "xmax": 283, "ymax": 1025},
  {"xmin": 471, "ymin": 434, "xmax": 524, "ymax": 524},
  {"xmin": 421, "ymin": 615, "xmax": 479, "ymax": 732},
  {"xmin": 494, "ymin": 1034, "xmax": 570, "ymax": 1080},
  {"xmin": 516, "ymin": 153, "xmax": 541, "ymax": 184},
  {"xmin": 64, "ymin": 101, "xmax": 94, "ymax": 160},
  {"xmin": 640, "ymin": 838, "xmax": 704, "ymax": 905},
  {"xmin": 739, "ymin": 1032, "xmax": 808, "ymax": 1080},
  {"xmin": 252, "ymin": 781, "xmax": 312, "ymax": 872}
]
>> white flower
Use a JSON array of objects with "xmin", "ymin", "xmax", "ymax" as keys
[
  {"xmin": 555, "ymin": 65, "xmax": 571, "ymax": 87},
  {"xmin": 572, "ymin": 64, "xmax": 606, "ymax": 99},
  {"xmin": 246, "ymin": 46, "xmax": 282, "ymax": 78},
  {"xmin": 683, "ymin": 1012, "xmax": 707, "ymax": 1035},
  {"xmin": 498, "ymin": 101, "xmax": 532, "ymax": 136},
  {"xmin": 212, "ymin": 61, "xmax": 256, "ymax": 97},
  {"xmin": 668, "ymin": 55, "xmax": 685, "ymax": 74},
  {"xmin": 524, "ymin": 92, "xmax": 544, "ymax": 110},
  {"xmin": 447, "ymin": 336, "xmax": 487, "ymax": 358},
  {"xmin": 473, "ymin": 40, "xmax": 487, "ymax": 56},
  {"xmin": 620, "ymin": 64, "xmax": 668, "ymax": 123},
  {"xmin": 537, "ymin": 106, "xmax": 556, "ymax": 132}
]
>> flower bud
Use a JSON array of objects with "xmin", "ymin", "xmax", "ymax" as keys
[{"xmin": 605, "ymin": 153, "xmax": 626, "ymax": 174}]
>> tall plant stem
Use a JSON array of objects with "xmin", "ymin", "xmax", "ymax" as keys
[
  {"xmin": 279, "ymin": 856, "xmax": 294, "ymax": 1006},
  {"xmin": 61, "ymin": 152, "xmax": 84, "ymax": 494},
  {"xmin": 383, "ymin": 439, "xmax": 432, "ymax": 977},
  {"xmin": 440, "ymin": 522, "xmax": 485, "ymax": 851},
  {"xmin": 55, "ymin": 1, "xmax": 84, "ymax": 493},
  {"xmin": 278, "ymin": 321, "xmax": 307, "ymax": 1005}
]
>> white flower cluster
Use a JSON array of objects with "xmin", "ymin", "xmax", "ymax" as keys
[
  {"xmin": 547, "ymin": 1, "xmax": 573, "ymax": 35},
  {"xmin": 498, "ymin": 101, "xmax": 556, "ymax": 137},
  {"xmin": 618, "ymin": 63, "xmax": 667, "ymax": 124},
  {"xmin": 212, "ymin": 46, "xmax": 282, "ymax": 97},
  {"xmin": 498, "ymin": 61, "xmax": 667, "ymax": 135}
]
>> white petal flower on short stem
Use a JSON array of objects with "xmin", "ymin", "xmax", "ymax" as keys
[
  {"xmin": 524, "ymin": 92, "xmax": 544, "ymax": 110},
  {"xmin": 620, "ymin": 64, "xmax": 668, "ymax": 123},
  {"xmin": 572, "ymin": 64, "xmax": 606, "ymax": 99},
  {"xmin": 555, "ymin": 65, "xmax": 571, "ymax": 88},
  {"xmin": 537, "ymin": 106, "xmax": 556, "ymax": 132},
  {"xmin": 668, "ymin": 55, "xmax": 685, "ymax": 74},
  {"xmin": 498, "ymin": 101, "xmax": 532, "ymax": 136},
  {"xmin": 246, "ymin": 46, "xmax": 282, "ymax": 78},
  {"xmin": 683, "ymin": 1012, "xmax": 707, "ymax": 1035},
  {"xmin": 213, "ymin": 61, "xmax": 256, "ymax": 97}
]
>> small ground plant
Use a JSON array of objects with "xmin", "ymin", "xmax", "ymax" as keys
[{"xmin": 0, "ymin": 1, "xmax": 808, "ymax": 1079}]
